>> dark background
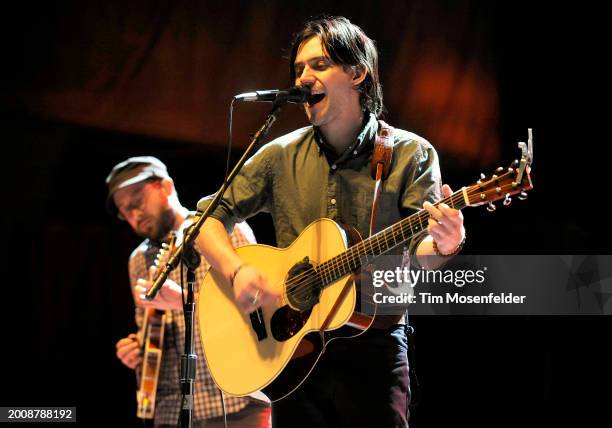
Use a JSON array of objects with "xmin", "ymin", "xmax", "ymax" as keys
[{"xmin": 1, "ymin": 1, "xmax": 608, "ymax": 427}]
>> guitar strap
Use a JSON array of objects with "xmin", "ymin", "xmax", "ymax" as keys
[
  {"xmin": 321, "ymin": 121, "xmax": 395, "ymax": 335},
  {"xmin": 368, "ymin": 120, "xmax": 394, "ymax": 236},
  {"xmin": 368, "ymin": 121, "xmax": 419, "ymax": 412},
  {"xmin": 367, "ymin": 120, "xmax": 405, "ymax": 330},
  {"xmin": 369, "ymin": 120, "xmax": 421, "ymax": 412}
]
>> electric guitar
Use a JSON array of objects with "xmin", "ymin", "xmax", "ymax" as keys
[
  {"xmin": 198, "ymin": 137, "xmax": 534, "ymax": 401},
  {"xmin": 136, "ymin": 233, "xmax": 177, "ymax": 420}
]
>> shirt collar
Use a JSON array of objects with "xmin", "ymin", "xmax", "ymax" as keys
[{"xmin": 313, "ymin": 112, "xmax": 378, "ymax": 164}]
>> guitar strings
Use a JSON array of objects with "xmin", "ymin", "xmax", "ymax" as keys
[
  {"xmin": 277, "ymin": 190, "xmax": 467, "ymax": 302},
  {"xmin": 272, "ymin": 175, "xmax": 518, "ymax": 305},
  {"xmin": 272, "ymin": 188, "xmax": 473, "ymax": 303}
]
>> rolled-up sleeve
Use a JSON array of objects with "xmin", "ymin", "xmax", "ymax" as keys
[{"xmin": 197, "ymin": 143, "xmax": 275, "ymax": 234}]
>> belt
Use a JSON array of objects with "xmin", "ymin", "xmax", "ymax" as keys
[{"xmin": 370, "ymin": 313, "xmax": 406, "ymax": 330}]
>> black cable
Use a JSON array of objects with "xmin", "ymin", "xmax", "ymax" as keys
[
  {"xmin": 405, "ymin": 321, "xmax": 421, "ymax": 408},
  {"xmin": 225, "ymin": 99, "xmax": 237, "ymax": 183},
  {"xmin": 220, "ymin": 389, "xmax": 228, "ymax": 428}
]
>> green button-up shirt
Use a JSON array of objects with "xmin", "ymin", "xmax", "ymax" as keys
[{"xmin": 198, "ymin": 113, "xmax": 442, "ymax": 259}]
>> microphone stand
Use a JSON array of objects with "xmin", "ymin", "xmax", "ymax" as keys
[
  {"xmin": 178, "ymin": 243, "xmax": 199, "ymax": 428},
  {"xmin": 145, "ymin": 100, "xmax": 286, "ymax": 428}
]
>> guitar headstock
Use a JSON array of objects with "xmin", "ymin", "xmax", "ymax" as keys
[
  {"xmin": 463, "ymin": 129, "xmax": 534, "ymax": 212},
  {"xmin": 151, "ymin": 232, "xmax": 177, "ymax": 281}
]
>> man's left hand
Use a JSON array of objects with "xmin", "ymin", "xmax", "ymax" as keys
[
  {"xmin": 423, "ymin": 184, "xmax": 465, "ymax": 254},
  {"xmin": 134, "ymin": 266, "xmax": 184, "ymax": 310}
]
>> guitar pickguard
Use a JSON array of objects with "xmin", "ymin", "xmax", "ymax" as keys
[
  {"xmin": 269, "ymin": 256, "xmax": 323, "ymax": 342},
  {"xmin": 270, "ymin": 305, "xmax": 313, "ymax": 342}
]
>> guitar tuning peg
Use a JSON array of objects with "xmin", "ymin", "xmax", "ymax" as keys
[
  {"xmin": 518, "ymin": 191, "xmax": 528, "ymax": 201},
  {"xmin": 162, "ymin": 243, "xmax": 169, "ymax": 249},
  {"xmin": 487, "ymin": 202, "xmax": 496, "ymax": 212},
  {"xmin": 477, "ymin": 173, "xmax": 485, "ymax": 184},
  {"xmin": 503, "ymin": 193, "xmax": 512, "ymax": 206},
  {"xmin": 496, "ymin": 167, "xmax": 504, "ymax": 174}
]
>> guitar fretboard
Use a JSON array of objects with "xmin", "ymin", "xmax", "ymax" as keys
[{"xmin": 316, "ymin": 191, "xmax": 468, "ymax": 287}]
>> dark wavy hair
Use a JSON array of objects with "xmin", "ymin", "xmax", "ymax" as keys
[{"xmin": 289, "ymin": 16, "xmax": 384, "ymax": 118}]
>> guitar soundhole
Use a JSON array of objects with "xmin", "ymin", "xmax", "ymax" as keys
[
  {"xmin": 270, "ymin": 305, "xmax": 312, "ymax": 342},
  {"xmin": 285, "ymin": 256, "xmax": 323, "ymax": 311},
  {"xmin": 267, "ymin": 257, "xmax": 321, "ymax": 342}
]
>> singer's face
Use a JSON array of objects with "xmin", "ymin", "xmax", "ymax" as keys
[
  {"xmin": 113, "ymin": 180, "xmax": 174, "ymax": 241},
  {"xmin": 294, "ymin": 36, "xmax": 361, "ymax": 130}
]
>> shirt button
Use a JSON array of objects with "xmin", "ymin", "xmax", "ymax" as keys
[
  {"xmin": 330, "ymin": 198, "xmax": 337, "ymax": 205},
  {"xmin": 331, "ymin": 164, "xmax": 337, "ymax": 170},
  {"xmin": 353, "ymin": 150, "xmax": 358, "ymax": 155}
]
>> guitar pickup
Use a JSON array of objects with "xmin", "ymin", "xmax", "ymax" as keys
[{"xmin": 249, "ymin": 308, "xmax": 267, "ymax": 341}]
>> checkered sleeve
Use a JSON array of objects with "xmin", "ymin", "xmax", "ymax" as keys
[
  {"xmin": 230, "ymin": 221, "xmax": 257, "ymax": 247},
  {"xmin": 128, "ymin": 244, "xmax": 149, "ymax": 329}
]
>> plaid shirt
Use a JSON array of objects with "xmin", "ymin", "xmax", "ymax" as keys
[{"xmin": 129, "ymin": 219, "xmax": 256, "ymax": 425}]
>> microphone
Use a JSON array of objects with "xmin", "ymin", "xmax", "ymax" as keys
[{"xmin": 234, "ymin": 85, "xmax": 311, "ymax": 104}]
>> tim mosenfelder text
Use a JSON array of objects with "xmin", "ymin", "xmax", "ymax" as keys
[{"xmin": 370, "ymin": 267, "xmax": 527, "ymax": 305}]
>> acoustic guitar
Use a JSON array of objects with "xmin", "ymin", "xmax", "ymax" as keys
[{"xmin": 199, "ymin": 145, "xmax": 533, "ymax": 401}]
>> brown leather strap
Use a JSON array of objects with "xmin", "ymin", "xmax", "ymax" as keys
[
  {"xmin": 369, "ymin": 120, "xmax": 394, "ymax": 236},
  {"xmin": 368, "ymin": 121, "xmax": 404, "ymax": 329},
  {"xmin": 370, "ymin": 120, "xmax": 394, "ymax": 181}
]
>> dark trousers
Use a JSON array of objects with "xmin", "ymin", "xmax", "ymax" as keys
[{"xmin": 272, "ymin": 325, "xmax": 410, "ymax": 428}]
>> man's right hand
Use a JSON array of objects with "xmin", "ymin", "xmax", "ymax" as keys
[
  {"xmin": 115, "ymin": 333, "xmax": 142, "ymax": 369},
  {"xmin": 194, "ymin": 218, "xmax": 279, "ymax": 314},
  {"xmin": 232, "ymin": 265, "xmax": 280, "ymax": 314}
]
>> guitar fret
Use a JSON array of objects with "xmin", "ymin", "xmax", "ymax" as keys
[
  {"xmin": 349, "ymin": 252, "xmax": 359, "ymax": 270},
  {"xmin": 332, "ymin": 258, "xmax": 339, "ymax": 280},
  {"xmin": 336, "ymin": 255, "xmax": 346, "ymax": 279},
  {"xmin": 321, "ymin": 265, "xmax": 330, "ymax": 285}
]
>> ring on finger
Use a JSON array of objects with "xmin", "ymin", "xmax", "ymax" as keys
[{"xmin": 251, "ymin": 289, "xmax": 261, "ymax": 305}]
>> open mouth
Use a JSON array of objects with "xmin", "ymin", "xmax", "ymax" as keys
[{"xmin": 308, "ymin": 93, "xmax": 326, "ymax": 107}]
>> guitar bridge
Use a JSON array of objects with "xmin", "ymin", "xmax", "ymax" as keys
[{"xmin": 249, "ymin": 308, "xmax": 267, "ymax": 341}]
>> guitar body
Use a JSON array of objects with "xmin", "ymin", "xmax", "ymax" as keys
[
  {"xmin": 137, "ymin": 309, "xmax": 166, "ymax": 419},
  {"xmin": 199, "ymin": 218, "xmax": 372, "ymax": 401},
  {"xmin": 136, "ymin": 233, "xmax": 176, "ymax": 420}
]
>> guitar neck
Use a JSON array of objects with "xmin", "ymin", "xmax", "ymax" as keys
[{"xmin": 317, "ymin": 190, "xmax": 468, "ymax": 288}]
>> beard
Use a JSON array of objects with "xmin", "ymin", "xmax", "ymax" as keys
[{"xmin": 147, "ymin": 208, "xmax": 176, "ymax": 242}]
